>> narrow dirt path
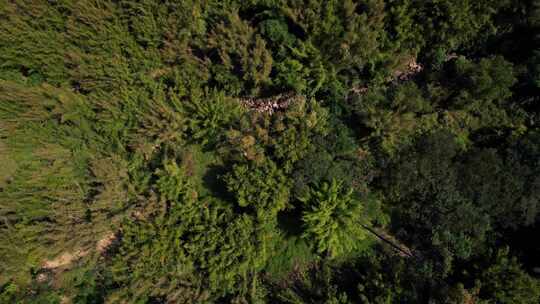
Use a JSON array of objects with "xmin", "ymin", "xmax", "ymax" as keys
[{"xmin": 361, "ymin": 224, "xmax": 414, "ymax": 258}]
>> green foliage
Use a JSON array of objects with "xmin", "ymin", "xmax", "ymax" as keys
[
  {"xmin": 225, "ymin": 161, "xmax": 290, "ymax": 219},
  {"xmin": 464, "ymin": 247, "xmax": 540, "ymax": 303},
  {"xmin": 0, "ymin": 280, "xmax": 62, "ymax": 304},
  {"xmin": 183, "ymin": 88, "xmax": 244, "ymax": 147},
  {"xmin": 268, "ymin": 263, "xmax": 350, "ymax": 304},
  {"xmin": 207, "ymin": 10, "xmax": 273, "ymax": 95},
  {"xmin": 0, "ymin": 81, "xmax": 130, "ymax": 287},
  {"xmin": 458, "ymin": 146, "xmax": 540, "ymax": 229},
  {"xmin": 385, "ymin": 131, "xmax": 490, "ymax": 274},
  {"xmin": 0, "ymin": 282, "xmax": 19, "ymax": 304},
  {"xmin": 224, "ymin": 97, "xmax": 329, "ymax": 171},
  {"xmin": 412, "ymin": 0, "xmax": 512, "ymax": 52},
  {"xmin": 274, "ymin": 59, "xmax": 311, "ymax": 93},
  {"xmin": 259, "ymin": 18, "xmax": 296, "ymax": 46},
  {"xmin": 292, "ymin": 115, "xmax": 376, "ymax": 199},
  {"xmin": 351, "ymin": 83, "xmax": 440, "ymax": 154},
  {"xmin": 476, "ymin": 247, "xmax": 540, "ymax": 304},
  {"xmin": 352, "ymin": 55, "xmax": 524, "ymax": 154},
  {"xmin": 270, "ymin": 99, "xmax": 329, "ymax": 170},
  {"xmin": 351, "ymin": 252, "xmax": 420, "ymax": 304},
  {"xmin": 300, "ymin": 179, "xmax": 371, "ymax": 258},
  {"xmin": 527, "ymin": 51, "xmax": 540, "ymax": 88},
  {"xmin": 111, "ymin": 166, "xmax": 264, "ymax": 302},
  {"xmin": 264, "ymin": 236, "xmax": 316, "ymax": 281},
  {"xmin": 384, "ymin": 0, "xmax": 423, "ymax": 53},
  {"xmin": 1, "ymin": 0, "xmax": 539, "ymax": 302},
  {"xmin": 451, "ymin": 56, "xmax": 517, "ymax": 113},
  {"xmin": 283, "ymin": 0, "xmax": 386, "ymax": 72}
]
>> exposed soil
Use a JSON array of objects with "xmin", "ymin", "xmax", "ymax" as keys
[{"xmin": 41, "ymin": 232, "xmax": 116, "ymax": 271}]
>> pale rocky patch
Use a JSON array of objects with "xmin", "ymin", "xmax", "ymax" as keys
[
  {"xmin": 237, "ymin": 91, "xmax": 303, "ymax": 115},
  {"xmin": 96, "ymin": 232, "xmax": 116, "ymax": 253},
  {"xmin": 41, "ymin": 232, "xmax": 116, "ymax": 270},
  {"xmin": 42, "ymin": 250, "xmax": 88, "ymax": 270}
]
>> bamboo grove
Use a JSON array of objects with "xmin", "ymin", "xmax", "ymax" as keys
[{"xmin": 1, "ymin": 0, "xmax": 540, "ymax": 303}]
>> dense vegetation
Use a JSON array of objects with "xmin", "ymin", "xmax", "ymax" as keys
[{"xmin": 1, "ymin": 0, "xmax": 540, "ymax": 303}]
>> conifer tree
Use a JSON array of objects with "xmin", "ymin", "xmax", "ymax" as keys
[{"xmin": 300, "ymin": 179, "xmax": 371, "ymax": 258}]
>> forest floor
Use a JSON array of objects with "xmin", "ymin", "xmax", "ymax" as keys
[{"xmin": 41, "ymin": 232, "xmax": 116, "ymax": 270}]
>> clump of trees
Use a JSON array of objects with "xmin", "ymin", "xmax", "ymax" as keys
[{"xmin": 1, "ymin": 0, "xmax": 539, "ymax": 303}]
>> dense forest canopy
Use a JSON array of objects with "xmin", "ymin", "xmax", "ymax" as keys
[{"xmin": 1, "ymin": 0, "xmax": 540, "ymax": 303}]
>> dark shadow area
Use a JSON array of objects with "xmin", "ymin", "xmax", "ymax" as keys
[
  {"xmin": 501, "ymin": 223, "xmax": 540, "ymax": 276},
  {"xmin": 277, "ymin": 208, "xmax": 304, "ymax": 237},
  {"xmin": 202, "ymin": 164, "xmax": 230, "ymax": 200}
]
